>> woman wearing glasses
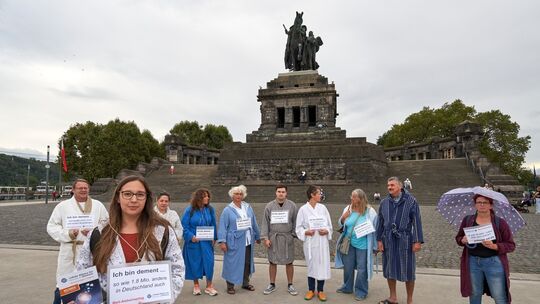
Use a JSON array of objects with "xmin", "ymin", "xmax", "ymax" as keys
[
  {"xmin": 154, "ymin": 192, "xmax": 183, "ymax": 242},
  {"xmin": 455, "ymin": 194, "xmax": 515, "ymax": 304},
  {"xmin": 181, "ymin": 188, "xmax": 218, "ymax": 296},
  {"xmin": 77, "ymin": 175, "xmax": 185, "ymax": 301}
]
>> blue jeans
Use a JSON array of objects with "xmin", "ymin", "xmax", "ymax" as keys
[
  {"xmin": 53, "ymin": 288, "xmax": 61, "ymax": 304},
  {"xmin": 469, "ymin": 255, "xmax": 508, "ymax": 304},
  {"xmin": 339, "ymin": 248, "xmax": 368, "ymax": 299}
]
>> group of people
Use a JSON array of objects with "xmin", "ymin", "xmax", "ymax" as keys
[{"xmin": 47, "ymin": 175, "xmax": 515, "ymax": 304}]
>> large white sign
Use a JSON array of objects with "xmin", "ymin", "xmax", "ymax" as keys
[
  {"xmin": 236, "ymin": 218, "xmax": 252, "ymax": 230},
  {"xmin": 196, "ymin": 226, "xmax": 215, "ymax": 240},
  {"xmin": 308, "ymin": 217, "xmax": 328, "ymax": 230},
  {"xmin": 463, "ymin": 224, "xmax": 496, "ymax": 244},
  {"xmin": 65, "ymin": 215, "xmax": 94, "ymax": 229},
  {"xmin": 354, "ymin": 219, "xmax": 376, "ymax": 238},
  {"xmin": 108, "ymin": 261, "xmax": 173, "ymax": 304},
  {"xmin": 270, "ymin": 211, "xmax": 289, "ymax": 224}
]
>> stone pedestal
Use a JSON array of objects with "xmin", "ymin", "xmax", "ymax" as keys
[
  {"xmin": 215, "ymin": 71, "xmax": 388, "ymax": 185},
  {"xmin": 247, "ymin": 70, "xmax": 345, "ymax": 142}
]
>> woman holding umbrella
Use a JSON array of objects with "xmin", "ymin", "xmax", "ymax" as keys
[{"xmin": 455, "ymin": 194, "xmax": 515, "ymax": 303}]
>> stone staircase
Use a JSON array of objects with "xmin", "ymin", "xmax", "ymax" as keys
[
  {"xmin": 144, "ymin": 164, "xmax": 219, "ymax": 202},
  {"xmin": 386, "ymin": 158, "xmax": 483, "ymax": 205},
  {"xmin": 93, "ymin": 158, "xmax": 488, "ymax": 206}
]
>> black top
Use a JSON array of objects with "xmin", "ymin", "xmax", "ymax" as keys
[{"xmin": 468, "ymin": 221, "xmax": 498, "ymax": 258}]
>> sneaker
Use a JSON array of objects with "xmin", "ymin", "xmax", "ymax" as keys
[
  {"xmin": 193, "ymin": 285, "xmax": 201, "ymax": 295},
  {"xmin": 287, "ymin": 285, "xmax": 298, "ymax": 296},
  {"xmin": 317, "ymin": 291, "xmax": 327, "ymax": 302},
  {"xmin": 204, "ymin": 287, "xmax": 218, "ymax": 296},
  {"xmin": 354, "ymin": 295, "xmax": 366, "ymax": 301},
  {"xmin": 304, "ymin": 290, "xmax": 315, "ymax": 301},
  {"xmin": 336, "ymin": 287, "xmax": 352, "ymax": 294},
  {"xmin": 263, "ymin": 284, "xmax": 276, "ymax": 295}
]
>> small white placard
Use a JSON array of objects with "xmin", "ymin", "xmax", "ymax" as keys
[
  {"xmin": 354, "ymin": 219, "xmax": 376, "ymax": 238},
  {"xmin": 308, "ymin": 217, "xmax": 327, "ymax": 230},
  {"xmin": 270, "ymin": 211, "xmax": 289, "ymax": 224},
  {"xmin": 108, "ymin": 261, "xmax": 172, "ymax": 304},
  {"xmin": 65, "ymin": 215, "xmax": 94, "ymax": 229},
  {"xmin": 463, "ymin": 224, "xmax": 496, "ymax": 244},
  {"xmin": 236, "ymin": 218, "xmax": 252, "ymax": 230},
  {"xmin": 196, "ymin": 226, "xmax": 215, "ymax": 240}
]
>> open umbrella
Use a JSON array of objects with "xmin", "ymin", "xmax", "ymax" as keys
[{"xmin": 437, "ymin": 186, "xmax": 526, "ymax": 234}]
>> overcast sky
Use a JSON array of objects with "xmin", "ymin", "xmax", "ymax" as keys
[{"xmin": 1, "ymin": 0, "xmax": 538, "ymax": 169}]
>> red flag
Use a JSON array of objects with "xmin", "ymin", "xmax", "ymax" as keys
[{"xmin": 61, "ymin": 140, "xmax": 68, "ymax": 172}]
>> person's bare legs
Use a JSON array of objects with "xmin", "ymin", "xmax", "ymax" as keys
[
  {"xmin": 269, "ymin": 263, "xmax": 277, "ymax": 284},
  {"xmin": 405, "ymin": 280, "xmax": 415, "ymax": 304},
  {"xmin": 386, "ymin": 279, "xmax": 398, "ymax": 302},
  {"xmin": 285, "ymin": 263, "xmax": 294, "ymax": 284}
]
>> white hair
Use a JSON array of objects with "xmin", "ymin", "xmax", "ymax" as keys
[{"xmin": 228, "ymin": 185, "xmax": 247, "ymax": 199}]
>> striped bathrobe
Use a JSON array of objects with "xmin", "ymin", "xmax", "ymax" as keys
[{"xmin": 376, "ymin": 190, "xmax": 424, "ymax": 282}]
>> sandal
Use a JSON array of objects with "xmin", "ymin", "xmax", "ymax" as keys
[
  {"xmin": 227, "ymin": 287, "xmax": 235, "ymax": 294},
  {"xmin": 241, "ymin": 284, "xmax": 255, "ymax": 291},
  {"xmin": 378, "ymin": 300, "xmax": 398, "ymax": 304}
]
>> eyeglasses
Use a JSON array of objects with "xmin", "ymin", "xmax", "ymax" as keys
[
  {"xmin": 120, "ymin": 191, "xmax": 147, "ymax": 201},
  {"xmin": 475, "ymin": 201, "xmax": 491, "ymax": 206}
]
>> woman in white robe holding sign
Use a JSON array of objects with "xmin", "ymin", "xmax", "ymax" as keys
[{"xmin": 295, "ymin": 185, "xmax": 333, "ymax": 302}]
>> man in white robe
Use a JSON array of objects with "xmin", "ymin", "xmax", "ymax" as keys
[{"xmin": 47, "ymin": 179, "xmax": 108, "ymax": 304}]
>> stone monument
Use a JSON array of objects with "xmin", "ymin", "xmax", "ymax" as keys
[{"xmin": 215, "ymin": 13, "xmax": 387, "ymax": 186}]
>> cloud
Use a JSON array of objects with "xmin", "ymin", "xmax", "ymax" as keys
[{"xmin": 0, "ymin": 0, "xmax": 538, "ymax": 165}]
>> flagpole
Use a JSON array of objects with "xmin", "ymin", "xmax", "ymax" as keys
[{"xmin": 58, "ymin": 145, "xmax": 62, "ymax": 198}]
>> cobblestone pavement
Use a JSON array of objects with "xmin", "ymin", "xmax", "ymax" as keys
[{"xmin": 1, "ymin": 200, "xmax": 538, "ymax": 273}]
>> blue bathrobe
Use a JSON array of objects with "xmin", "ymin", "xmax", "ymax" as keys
[
  {"xmin": 181, "ymin": 205, "xmax": 217, "ymax": 280},
  {"xmin": 376, "ymin": 190, "xmax": 424, "ymax": 282},
  {"xmin": 217, "ymin": 202, "xmax": 260, "ymax": 285}
]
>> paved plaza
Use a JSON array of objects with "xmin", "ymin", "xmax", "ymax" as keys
[
  {"xmin": 1, "ymin": 198, "xmax": 539, "ymax": 303},
  {"xmin": 1, "ymin": 199, "xmax": 539, "ymax": 273}
]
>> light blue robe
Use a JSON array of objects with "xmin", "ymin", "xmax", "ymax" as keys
[
  {"xmin": 181, "ymin": 205, "xmax": 217, "ymax": 280},
  {"xmin": 217, "ymin": 201, "xmax": 260, "ymax": 285},
  {"xmin": 335, "ymin": 206, "xmax": 379, "ymax": 281}
]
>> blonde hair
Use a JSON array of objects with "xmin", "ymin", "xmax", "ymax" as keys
[{"xmin": 351, "ymin": 188, "xmax": 369, "ymax": 214}]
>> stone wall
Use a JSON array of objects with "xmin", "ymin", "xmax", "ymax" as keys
[{"xmin": 215, "ymin": 138, "xmax": 387, "ymax": 185}]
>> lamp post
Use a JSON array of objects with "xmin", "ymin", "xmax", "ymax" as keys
[
  {"xmin": 25, "ymin": 164, "xmax": 30, "ymax": 201},
  {"xmin": 45, "ymin": 145, "xmax": 50, "ymax": 204}
]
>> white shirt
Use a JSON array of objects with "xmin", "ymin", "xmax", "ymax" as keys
[{"xmin": 230, "ymin": 202, "xmax": 251, "ymax": 246}]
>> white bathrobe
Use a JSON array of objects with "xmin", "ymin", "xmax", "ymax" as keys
[
  {"xmin": 295, "ymin": 202, "xmax": 333, "ymax": 280},
  {"xmin": 46, "ymin": 197, "xmax": 109, "ymax": 283}
]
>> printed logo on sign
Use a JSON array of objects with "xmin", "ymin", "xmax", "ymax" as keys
[
  {"xmin": 147, "ymin": 294, "xmax": 152, "ymax": 299},
  {"xmin": 61, "ymin": 278, "xmax": 67, "ymax": 284}
]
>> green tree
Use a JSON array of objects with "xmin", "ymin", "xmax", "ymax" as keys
[
  {"xmin": 169, "ymin": 121, "xmax": 204, "ymax": 146},
  {"xmin": 377, "ymin": 100, "xmax": 531, "ymax": 181},
  {"xmin": 141, "ymin": 129, "xmax": 165, "ymax": 159},
  {"xmin": 377, "ymin": 100, "xmax": 476, "ymax": 146},
  {"xmin": 59, "ymin": 119, "xmax": 165, "ymax": 183},
  {"xmin": 475, "ymin": 110, "xmax": 531, "ymax": 179},
  {"xmin": 202, "ymin": 124, "xmax": 233, "ymax": 149},
  {"xmin": 169, "ymin": 120, "xmax": 233, "ymax": 149}
]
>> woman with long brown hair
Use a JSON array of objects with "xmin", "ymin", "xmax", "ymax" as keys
[
  {"xmin": 77, "ymin": 175, "xmax": 185, "ymax": 301},
  {"xmin": 181, "ymin": 188, "xmax": 218, "ymax": 296}
]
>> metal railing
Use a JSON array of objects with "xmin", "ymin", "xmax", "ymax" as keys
[{"xmin": 465, "ymin": 152, "xmax": 488, "ymax": 184}]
